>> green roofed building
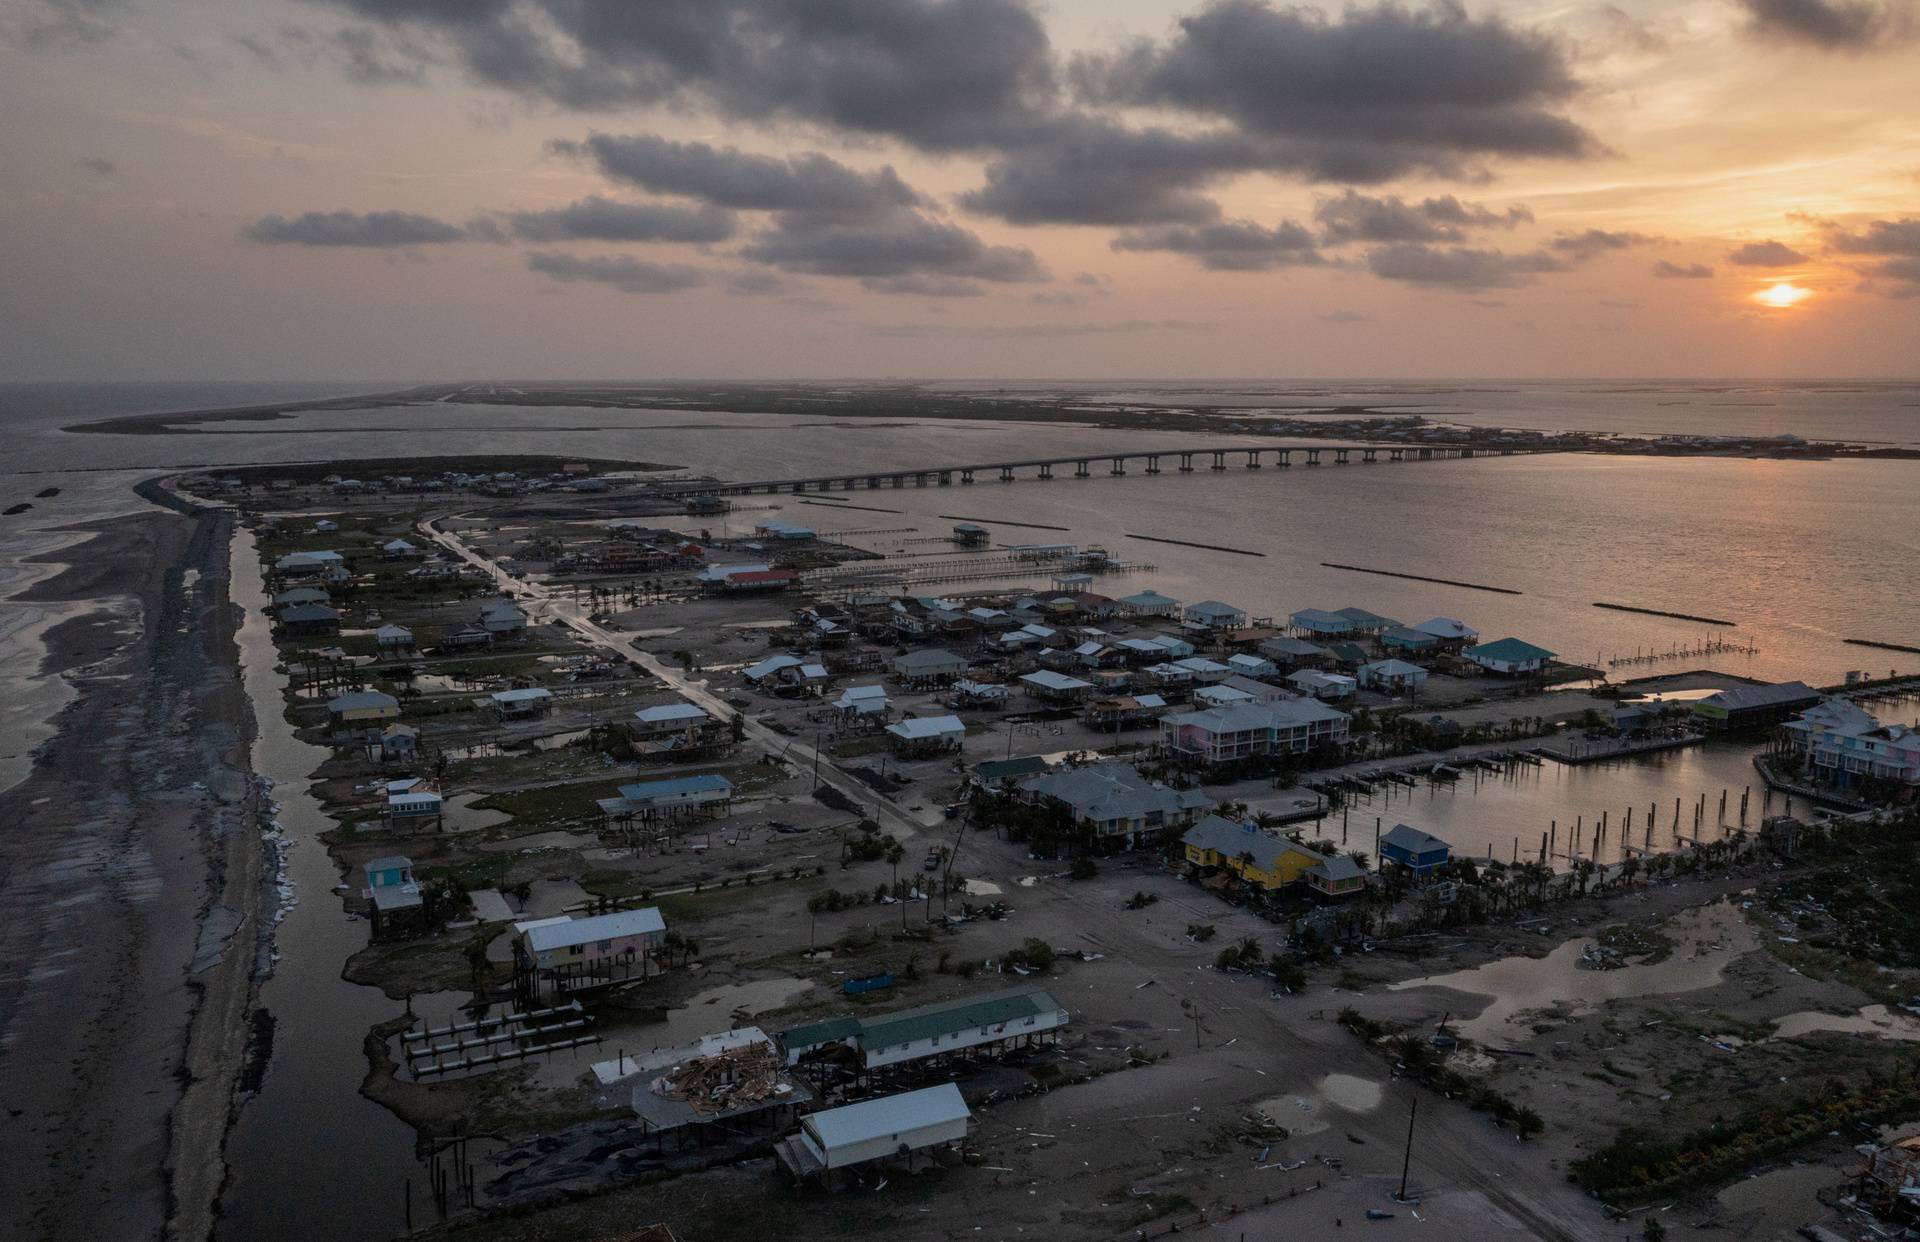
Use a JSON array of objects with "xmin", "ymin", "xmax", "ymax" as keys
[
  {"xmin": 1463, "ymin": 637, "xmax": 1556, "ymax": 676},
  {"xmin": 779, "ymin": 986, "xmax": 1069, "ymax": 1071}
]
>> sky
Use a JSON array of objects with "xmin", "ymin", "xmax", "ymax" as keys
[{"xmin": 2, "ymin": 0, "xmax": 1917, "ymax": 381}]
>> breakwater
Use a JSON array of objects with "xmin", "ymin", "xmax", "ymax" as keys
[
  {"xmin": 939, "ymin": 514, "xmax": 1072, "ymax": 532},
  {"xmin": 1594, "ymin": 602, "xmax": 1736, "ymax": 626},
  {"xmin": 1845, "ymin": 637, "xmax": 1920, "ymax": 655},
  {"xmin": 1321, "ymin": 562, "xmax": 1521, "ymax": 594},
  {"xmin": 1128, "ymin": 533, "xmax": 1265, "ymax": 557}
]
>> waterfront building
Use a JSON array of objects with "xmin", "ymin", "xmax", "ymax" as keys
[
  {"xmin": 326, "ymin": 688, "xmax": 401, "ymax": 729},
  {"xmin": 278, "ymin": 602, "xmax": 340, "ymax": 636},
  {"xmin": 378, "ymin": 722, "xmax": 418, "ymax": 760},
  {"xmin": 1463, "ymin": 637, "xmax": 1556, "ymax": 676},
  {"xmin": 1180, "ymin": 815, "xmax": 1329, "ymax": 891},
  {"xmin": 363, "ymin": 856, "xmax": 423, "ymax": 932},
  {"xmin": 1781, "ymin": 699, "xmax": 1920, "ymax": 791},
  {"xmin": 1380, "ymin": 824, "xmax": 1453, "ymax": 876},
  {"xmin": 1116, "ymin": 589, "xmax": 1181, "ymax": 618},
  {"xmin": 1017, "ymin": 761, "xmax": 1210, "ymax": 848},
  {"xmin": 1379, "ymin": 626, "xmax": 1441, "ymax": 654},
  {"xmin": 1411, "ymin": 617, "xmax": 1479, "ymax": 649},
  {"xmin": 1160, "ymin": 698, "xmax": 1352, "ymax": 765},
  {"xmin": 1258, "ymin": 636, "xmax": 1331, "ymax": 669},
  {"xmin": 1182, "ymin": 600, "xmax": 1248, "ymax": 632},
  {"xmin": 1694, "ymin": 680, "xmax": 1823, "ymax": 732},
  {"xmin": 1305, "ymin": 853, "xmax": 1369, "ymax": 898},
  {"xmin": 518, "ymin": 907, "xmax": 666, "ymax": 972}
]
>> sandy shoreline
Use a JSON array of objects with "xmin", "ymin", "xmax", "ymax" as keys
[{"xmin": 0, "ymin": 494, "xmax": 264, "ymax": 1242}]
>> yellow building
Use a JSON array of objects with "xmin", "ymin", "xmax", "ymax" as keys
[{"xmin": 1181, "ymin": 815, "xmax": 1329, "ymax": 891}]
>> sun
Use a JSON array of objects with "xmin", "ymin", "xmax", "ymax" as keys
[{"xmin": 1752, "ymin": 283, "xmax": 1812, "ymax": 309}]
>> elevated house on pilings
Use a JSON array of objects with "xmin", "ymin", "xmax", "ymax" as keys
[
  {"xmin": 774, "ymin": 1083, "xmax": 972, "ymax": 1190},
  {"xmin": 777, "ymin": 987, "xmax": 1069, "ymax": 1094}
]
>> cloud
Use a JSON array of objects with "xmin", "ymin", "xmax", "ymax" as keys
[
  {"xmin": 1074, "ymin": 1, "xmax": 1600, "ymax": 178},
  {"xmin": 1314, "ymin": 190, "xmax": 1531, "ymax": 244},
  {"xmin": 1549, "ymin": 228, "xmax": 1653, "ymax": 259},
  {"xmin": 1319, "ymin": 309, "xmax": 1374, "ymax": 323},
  {"xmin": 525, "ymin": 251, "xmax": 705, "ymax": 293},
  {"xmin": 3, "ymin": 0, "xmax": 130, "ymax": 49},
  {"xmin": 1111, "ymin": 219, "xmax": 1323, "ymax": 271},
  {"xmin": 1818, "ymin": 215, "xmax": 1920, "ymax": 256},
  {"xmin": 723, "ymin": 269, "xmax": 791, "ymax": 296},
  {"xmin": 964, "ymin": 2, "xmax": 1600, "ymax": 227},
  {"xmin": 741, "ymin": 213, "xmax": 1047, "ymax": 283},
  {"xmin": 1735, "ymin": 0, "xmax": 1911, "ymax": 50},
  {"xmin": 1727, "ymin": 238, "xmax": 1809, "ymax": 265},
  {"xmin": 861, "ymin": 274, "xmax": 986, "ymax": 297},
  {"xmin": 1815, "ymin": 215, "xmax": 1920, "ymax": 294},
  {"xmin": 499, "ymin": 196, "xmax": 736, "ymax": 243},
  {"xmin": 553, "ymin": 133, "xmax": 924, "ymax": 217},
  {"xmin": 77, "ymin": 156, "xmax": 118, "ymax": 177},
  {"xmin": 1365, "ymin": 244, "xmax": 1569, "ymax": 289},
  {"xmin": 245, "ymin": 209, "xmax": 467, "ymax": 246},
  {"xmin": 869, "ymin": 318, "xmax": 1216, "ymax": 340},
  {"xmin": 1652, "ymin": 260, "xmax": 1715, "ymax": 278},
  {"xmin": 309, "ymin": 0, "xmax": 1058, "ymax": 151},
  {"xmin": 958, "ymin": 119, "xmax": 1243, "ymax": 226}
]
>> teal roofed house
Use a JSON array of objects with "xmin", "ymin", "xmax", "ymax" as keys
[
  {"xmin": 1381, "ymin": 824, "xmax": 1452, "ymax": 876},
  {"xmin": 1464, "ymin": 637, "xmax": 1556, "ymax": 676}
]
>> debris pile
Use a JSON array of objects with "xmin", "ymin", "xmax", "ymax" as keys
[{"xmin": 650, "ymin": 1041, "xmax": 789, "ymax": 1115}]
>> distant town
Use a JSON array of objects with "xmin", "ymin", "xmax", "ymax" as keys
[{"xmin": 155, "ymin": 453, "xmax": 1920, "ymax": 1242}]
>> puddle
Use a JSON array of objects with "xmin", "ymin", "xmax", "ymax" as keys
[
  {"xmin": 1390, "ymin": 900, "xmax": 1758, "ymax": 1044},
  {"xmin": 1256, "ymin": 1073, "xmax": 1385, "ymax": 1139},
  {"xmin": 521, "ymin": 877, "xmax": 589, "ymax": 917},
  {"xmin": 441, "ymin": 792, "xmax": 511, "ymax": 833},
  {"xmin": 1771, "ymin": 1005, "xmax": 1920, "ymax": 1043},
  {"xmin": 631, "ymin": 977, "xmax": 816, "ymax": 1053}
]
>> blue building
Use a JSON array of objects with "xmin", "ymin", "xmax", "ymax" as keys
[{"xmin": 1380, "ymin": 824, "xmax": 1452, "ymax": 877}]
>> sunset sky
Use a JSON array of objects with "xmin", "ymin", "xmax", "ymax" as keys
[{"xmin": 3, "ymin": 0, "xmax": 1917, "ymax": 380}]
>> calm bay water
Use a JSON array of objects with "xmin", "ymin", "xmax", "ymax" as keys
[{"xmin": 3, "ymin": 379, "xmax": 1918, "ymax": 792}]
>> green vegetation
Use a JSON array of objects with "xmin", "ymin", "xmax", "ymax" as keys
[{"xmin": 1572, "ymin": 1064, "xmax": 1920, "ymax": 1200}]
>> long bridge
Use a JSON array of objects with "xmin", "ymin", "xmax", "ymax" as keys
[{"xmin": 661, "ymin": 441, "xmax": 1506, "ymax": 496}]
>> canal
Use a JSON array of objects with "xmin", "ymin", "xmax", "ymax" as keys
[{"xmin": 217, "ymin": 532, "xmax": 419, "ymax": 1241}]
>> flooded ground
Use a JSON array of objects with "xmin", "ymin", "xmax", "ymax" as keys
[
  {"xmin": 1770, "ymin": 1004, "xmax": 1920, "ymax": 1042},
  {"xmin": 1389, "ymin": 899, "xmax": 1759, "ymax": 1044},
  {"xmin": 216, "ymin": 537, "xmax": 420, "ymax": 1242}
]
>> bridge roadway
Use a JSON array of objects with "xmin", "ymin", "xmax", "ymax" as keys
[{"xmin": 659, "ymin": 440, "xmax": 1507, "ymax": 496}]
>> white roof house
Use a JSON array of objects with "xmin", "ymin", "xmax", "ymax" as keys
[
  {"xmin": 1288, "ymin": 670, "xmax": 1358, "ymax": 700},
  {"xmin": 1412, "ymin": 617, "xmax": 1479, "ymax": 641},
  {"xmin": 797, "ymin": 1083, "xmax": 971, "ymax": 1172},
  {"xmin": 833, "ymin": 684, "xmax": 891, "ymax": 715},
  {"xmin": 633, "ymin": 702, "xmax": 709, "ymax": 729},
  {"xmin": 1182, "ymin": 600, "xmax": 1247, "ymax": 630},
  {"xmin": 523, "ymin": 907, "xmax": 665, "ymax": 955},
  {"xmin": 1358, "ymin": 658, "xmax": 1429, "ymax": 690},
  {"xmin": 884, "ymin": 715, "xmax": 966, "ymax": 749},
  {"xmin": 744, "ymin": 653, "xmax": 804, "ymax": 682}
]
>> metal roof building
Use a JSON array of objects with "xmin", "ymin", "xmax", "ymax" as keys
[
  {"xmin": 778, "ymin": 986, "xmax": 1069, "ymax": 1070},
  {"xmin": 782, "ymin": 1083, "xmax": 971, "ymax": 1180}
]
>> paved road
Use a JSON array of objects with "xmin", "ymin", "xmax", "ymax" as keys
[{"xmin": 419, "ymin": 514, "xmax": 933, "ymax": 847}]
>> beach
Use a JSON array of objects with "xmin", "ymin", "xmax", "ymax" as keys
[{"xmin": 0, "ymin": 498, "xmax": 263, "ymax": 1242}]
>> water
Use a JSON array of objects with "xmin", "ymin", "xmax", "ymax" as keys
[
  {"xmin": 1313, "ymin": 740, "xmax": 1776, "ymax": 868},
  {"xmin": 217, "ymin": 533, "xmax": 419, "ymax": 1242}
]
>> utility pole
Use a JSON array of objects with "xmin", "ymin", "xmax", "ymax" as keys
[{"xmin": 1397, "ymin": 1097, "xmax": 1418, "ymax": 1202}]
